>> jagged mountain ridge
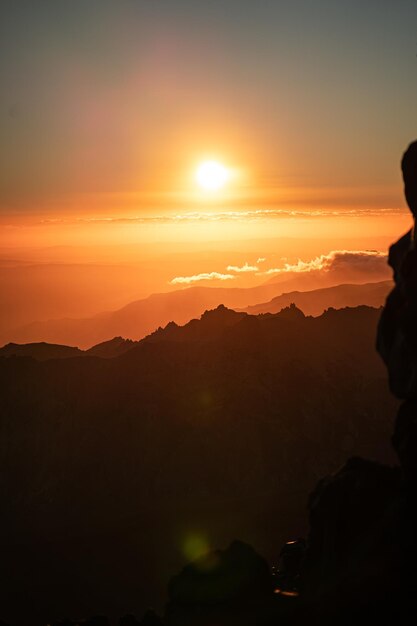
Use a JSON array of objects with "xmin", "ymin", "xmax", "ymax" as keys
[
  {"xmin": 0, "ymin": 306, "xmax": 254, "ymax": 360},
  {"xmin": 3, "ymin": 279, "xmax": 392, "ymax": 349},
  {"xmin": 0, "ymin": 300, "xmax": 377, "ymax": 360}
]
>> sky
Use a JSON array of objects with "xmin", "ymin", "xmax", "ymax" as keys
[
  {"xmin": 0, "ymin": 0, "xmax": 416, "ymax": 339},
  {"xmin": 1, "ymin": 0, "xmax": 417, "ymax": 217}
]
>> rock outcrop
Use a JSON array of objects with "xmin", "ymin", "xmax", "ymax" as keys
[
  {"xmin": 164, "ymin": 541, "xmax": 273, "ymax": 626},
  {"xmin": 298, "ymin": 141, "xmax": 417, "ymax": 624}
]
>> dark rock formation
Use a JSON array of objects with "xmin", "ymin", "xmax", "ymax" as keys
[
  {"xmin": 272, "ymin": 538, "xmax": 306, "ymax": 594},
  {"xmin": 84, "ymin": 617, "xmax": 110, "ymax": 626},
  {"xmin": 392, "ymin": 399, "xmax": 417, "ymax": 481},
  {"xmin": 139, "ymin": 610, "xmax": 163, "ymax": 626},
  {"xmin": 300, "ymin": 457, "xmax": 408, "ymax": 624},
  {"xmin": 269, "ymin": 302, "xmax": 305, "ymax": 321},
  {"xmin": 377, "ymin": 143, "xmax": 417, "ymax": 397},
  {"xmin": 164, "ymin": 540, "xmax": 274, "ymax": 625},
  {"xmin": 297, "ymin": 141, "xmax": 417, "ymax": 624},
  {"xmin": 119, "ymin": 615, "xmax": 140, "ymax": 626},
  {"xmin": 377, "ymin": 142, "xmax": 417, "ymax": 486}
]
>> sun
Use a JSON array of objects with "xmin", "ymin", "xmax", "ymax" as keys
[{"xmin": 196, "ymin": 160, "xmax": 230, "ymax": 192}]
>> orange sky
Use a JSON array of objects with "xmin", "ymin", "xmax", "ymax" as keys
[
  {"xmin": 1, "ymin": 1, "xmax": 416, "ymax": 344},
  {"xmin": 2, "ymin": 1, "xmax": 417, "ymax": 221}
]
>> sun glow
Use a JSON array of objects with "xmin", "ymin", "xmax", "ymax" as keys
[{"xmin": 196, "ymin": 160, "xmax": 230, "ymax": 192}]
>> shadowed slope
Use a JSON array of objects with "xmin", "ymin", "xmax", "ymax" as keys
[{"xmin": 0, "ymin": 304, "xmax": 396, "ymax": 622}]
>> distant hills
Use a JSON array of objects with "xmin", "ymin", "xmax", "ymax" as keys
[
  {"xmin": 242, "ymin": 280, "xmax": 392, "ymax": 316},
  {"xmin": 0, "ymin": 336, "xmax": 137, "ymax": 361},
  {"xmin": 2, "ymin": 279, "xmax": 392, "ymax": 349},
  {"xmin": 0, "ymin": 341, "xmax": 84, "ymax": 361}
]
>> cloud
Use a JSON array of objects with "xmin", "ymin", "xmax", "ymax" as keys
[
  {"xmin": 226, "ymin": 262, "xmax": 259, "ymax": 273},
  {"xmin": 39, "ymin": 206, "xmax": 408, "ymax": 226},
  {"xmin": 171, "ymin": 262, "xmax": 259, "ymax": 285},
  {"xmin": 257, "ymin": 257, "xmax": 266, "ymax": 264},
  {"xmin": 264, "ymin": 250, "xmax": 388, "ymax": 276},
  {"xmin": 324, "ymin": 250, "xmax": 388, "ymax": 274},
  {"xmin": 171, "ymin": 250, "xmax": 390, "ymax": 287},
  {"xmin": 170, "ymin": 272, "xmax": 236, "ymax": 285}
]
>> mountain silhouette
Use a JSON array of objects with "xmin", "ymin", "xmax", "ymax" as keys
[
  {"xmin": 3, "ymin": 279, "xmax": 392, "ymax": 349},
  {"xmin": 243, "ymin": 280, "xmax": 391, "ymax": 316},
  {"xmin": 0, "ymin": 304, "xmax": 397, "ymax": 623},
  {"xmin": 0, "ymin": 337, "xmax": 138, "ymax": 361},
  {"xmin": 0, "ymin": 341, "xmax": 83, "ymax": 361},
  {"xmin": 85, "ymin": 336, "xmax": 138, "ymax": 358}
]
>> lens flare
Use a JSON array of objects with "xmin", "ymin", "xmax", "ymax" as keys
[{"xmin": 183, "ymin": 532, "xmax": 210, "ymax": 562}]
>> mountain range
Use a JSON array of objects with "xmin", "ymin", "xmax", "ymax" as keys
[
  {"xmin": 242, "ymin": 280, "xmax": 392, "ymax": 316},
  {"xmin": 2, "ymin": 279, "xmax": 392, "ymax": 349},
  {"xmin": 0, "ymin": 303, "xmax": 398, "ymax": 622}
]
